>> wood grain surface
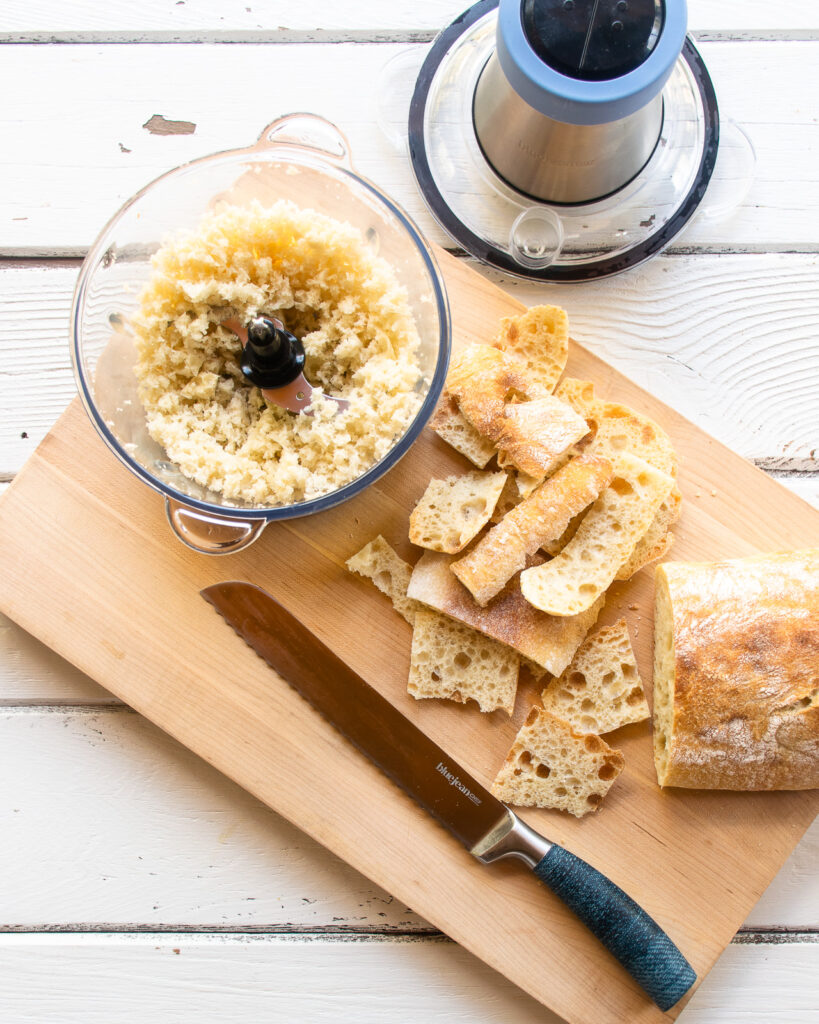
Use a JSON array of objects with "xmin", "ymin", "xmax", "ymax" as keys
[
  {"xmin": 2, "ymin": 39, "xmax": 819, "ymax": 256},
  {"xmin": 0, "ymin": 248, "xmax": 816, "ymax": 1024}
]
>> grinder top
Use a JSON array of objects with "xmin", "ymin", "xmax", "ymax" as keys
[{"xmin": 523, "ymin": 0, "xmax": 664, "ymax": 82}]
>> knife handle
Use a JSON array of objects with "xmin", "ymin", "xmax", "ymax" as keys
[{"xmin": 534, "ymin": 844, "xmax": 696, "ymax": 1012}]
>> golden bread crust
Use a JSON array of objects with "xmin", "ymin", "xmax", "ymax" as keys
[
  {"xmin": 446, "ymin": 345, "xmax": 589, "ymax": 476},
  {"xmin": 407, "ymin": 550, "xmax": 604, "ymax": 677},
  {"xmin": 654, "ymin": 549, "xmax": 819, "ymax": 790},
  {"xmin": 451, "ymin": 453, "xmax": 613, "ymax": 606}
]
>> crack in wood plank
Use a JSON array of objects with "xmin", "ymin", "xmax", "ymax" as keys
[
  {"xmin": 0, "ymin": 924, "xmax": 815, "ymax": 943},
  {"xmin": 2, "ymin": 29, "xmax": 819, "ymax": 45}
]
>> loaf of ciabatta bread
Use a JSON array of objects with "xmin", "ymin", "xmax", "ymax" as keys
[{"xmin": 654, "ymin": 549, "xmax": 819, "ymax": 790}]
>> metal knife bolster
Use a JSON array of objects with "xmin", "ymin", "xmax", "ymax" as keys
[{"xmin": 471, "ymin": 811, "xmax": 553, "ymax": 867}]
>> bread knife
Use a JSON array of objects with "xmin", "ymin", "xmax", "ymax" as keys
[{"xmin": 201, "ymin": 580, "xmax": 696, "ymax": 1010}]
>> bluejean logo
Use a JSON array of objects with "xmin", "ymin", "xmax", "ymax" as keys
[{"xmin": 436, "ymin": 761, "xmax": 482, "ymax": 805}]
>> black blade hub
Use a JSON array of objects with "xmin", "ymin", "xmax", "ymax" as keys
[{"xmin": 240, "ymin": 316, "xmax": 306, "ymax": 388}]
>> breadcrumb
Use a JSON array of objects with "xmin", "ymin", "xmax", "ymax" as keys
[{"xmin": 132, "ymin": 200, "xmax": 424, "ymax": 506}]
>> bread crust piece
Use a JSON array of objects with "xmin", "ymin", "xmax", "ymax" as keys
[
  {"xmin": 492, "ymin": 305, "xmax": 569, "ymax": 395},
  {"xmin": 429, "ymin": 393, "xmax": 496, "ymax": 468},
  {"xmin": 446, "ymin": 345, "xmax": 589, "ymax": 476},
  {"xmin": 451, "ymin": 453, "xmax": 613, "ymax": 606},
  {"xmin": 654, "ymin": 549, "xmax": 819, "ymax": 790},
  {"xmin": 541, "ymin": 618, "xmax": 649, "ymax": 734},
  {"xmin": 407, "ymin": 549, "xmax": 604, "ymax": 677},
  {"xmin": 491, "ymin": 706, "xmax": 625, "ymax": 817},
  {"xmin": 520, "ymin": 453, "xmax": 675, "ymax": 617},
  {"xmin": 346, "ymin": 536, "xmax": 419, "ymax": 625},
  {"xmin": 494, "ymin": 395, "xmax": 590, "ymax": 477},
  {"xmin": 408, "ymin": 607, "xmax": 519, "ymax": 714},
  {"xmin": 555, "ymin": 377, "xmax": 677, "ymax": 478},
  {"xmin": 409, "ymin": 470, "xmax": 507, "ymax": 554},
  {"xmin": 446, "ymin": 343, "xmax": 532, "ymax": 439}
]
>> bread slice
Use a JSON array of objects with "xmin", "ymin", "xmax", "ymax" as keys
[
  {"xmin": 615, "ymin": 485, "xmax": 681, "ymax": 581},
  {"xmin": 345, "ymin": 536, "xmax": 419, "ymax": 625},
  {"xmin": 429, "ymin": 393, "xmax": 496, "ymax": 468},
  {"xmin": 408, "ymin": 607, "xmax": 519, "ymax": 714},
  {"xmin": 491, "ymin": 707, "xmax": 625, "ymax": 816},
  {"xmin": 407, "ymin": 549, "xmax": 604, "ymax": 676},
  {"xmin": 521, "ymin": 453, "xmax": 674, "ymax": 617},
  {"xmin": 445, "ymin": 345, "xmax": 589, "ymax": 478},
  {"xmin": 540, "ymin": 619, "xmax": 649, "ymax": 734},
  {"xmin": 556, "ymin": 377, "xmax": 677, "ymax": 478},
  {"xmin": 489, "ymin": 471, "xmax": 521, "ymax": 523},
  {"xmin": 451, "ymin": 454, "xmax": 613, "ymax": 606},
  {"xmin": 492, "ymin": 305, "xmax": 568, "ymax": 394},
  {"xmin": 446, "ymin": 343, "xmax": 533, "ymax": 440},
  {"xmin": 494, "ymin": 395, "xmax": 590, "ymax": 477},
  {"xmin": 409, "ymin": 471, "xmax": 507, "ymax": 554}
]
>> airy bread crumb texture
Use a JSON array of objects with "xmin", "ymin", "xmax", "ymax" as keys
[
  {"xmin": 451, "ymin": 453, "xmax": 613, "ymax": 606},
  {"xmin": 520, "ymin": 453, "xmax": 674, "ymax": 616},
  {"xmin": 409, "ymin": 470, "xmax": 507, "ymax": 554},
  {"xmin": 491, "ymin": 707, "xmax": 624, "ymax": 817},
  {"xmin": 409, "ymin": 607, "xmax": 519, "ymax": 714},
  {"xmin": 429, "ymin": 394, "xmax": 496, "ymax": 468},
  {"xmin": 556, "ymin": 377, "xmax": 677, "ymax": 478},
  {"xmin": 541, "ymin": 618, "xmax": 649, "ymax": 734},
  {"xmin": 407, "ymin": 549, "xmax": 605, "ymax": 677},
  {"xmin": 345, "ymin": 536, "xmax": 419, "ymax": 625},
  {"xmin": 492, "ymin": 305, "xmax": 569, "ymax": 395},
  {"xmin": 133, "ymin": 199, "xmax": 424, "ymax": 507}
]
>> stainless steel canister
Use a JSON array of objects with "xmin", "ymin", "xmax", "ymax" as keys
[
  {"xmin": 473, "ymin": 0, "xmax": 687, "ymax": 205},
  {"xmin": 473, "ymin": 51, "xmax": 664, "ymax": 203}
]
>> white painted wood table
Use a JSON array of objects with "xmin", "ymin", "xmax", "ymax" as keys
[{"xmin": 1, "ymin": 2, "xmax": 817, "ymax": 1021}]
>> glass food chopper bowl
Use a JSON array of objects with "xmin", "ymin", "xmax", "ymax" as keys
[{"xmin": 70, "ymin": 115, "xmax": 451, "ymax": 554}]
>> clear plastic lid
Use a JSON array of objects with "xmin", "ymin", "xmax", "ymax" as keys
[{"xmin": 380, "ymin": 0, "xmax": 751, "ymax": 281}]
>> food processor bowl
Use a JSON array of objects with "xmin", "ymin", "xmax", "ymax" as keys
[{"xmin": 71, "ymin": 114, "xmax": 451, "ymax": 554}]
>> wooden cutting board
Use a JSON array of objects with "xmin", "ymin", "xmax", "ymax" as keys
[{"xmin": 0, "ymin": 248, "xmax": 816, "ymax": 1024}]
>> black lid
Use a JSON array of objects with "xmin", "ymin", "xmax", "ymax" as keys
[{"xmin": 522, "ymin": 0, "xmax": 665, "ymax": 81}]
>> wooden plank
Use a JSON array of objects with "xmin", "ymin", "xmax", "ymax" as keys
[
  {"xmin": 0, "ymin": 707, "xmax": 814, "ymax": 930},
  {"xmin": 0, "ymin": 933, "xmax": 816, "ymax": 1024},
  {"xmin": 0, "ymin": 706, "xmax": 424, "ymax": 931},
  {"xmin": 0, "ymin": 250, "xmax": 816, "ymax": 1024},
  {"xmin": 3, "ymin": 1, "xmax": 818, "ymax": 35},
  {"xmin": 2, "ymin": 255, "xmax": 818, "ymax": 474},
  {"xmin": 0, "ymin": 42, "xmax": 818, "ymax": 254}
]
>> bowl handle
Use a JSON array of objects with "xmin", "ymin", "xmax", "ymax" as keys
[
  {"xmin": 253, "ymin": 113, "xmax": 352, "ymax": 168},
  {"xmin": 165, "ymin": 499, "xmax": 267, "ymax": 555}
]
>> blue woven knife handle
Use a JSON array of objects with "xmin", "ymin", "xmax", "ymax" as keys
[{"xmin": 534, "ymin": 845, "xmax": 696, "ymax": 1011}]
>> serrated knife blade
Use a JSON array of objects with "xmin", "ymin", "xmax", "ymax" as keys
[{"xmin": 201, "ymin": 580, "xmax": 696, "ymax": 1011}]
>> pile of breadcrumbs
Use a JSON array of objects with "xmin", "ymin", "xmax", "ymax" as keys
[{"xmin": 132, "ymin": 199, "xmax": 424, "ymax": 506}]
